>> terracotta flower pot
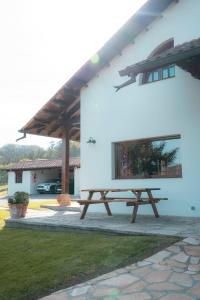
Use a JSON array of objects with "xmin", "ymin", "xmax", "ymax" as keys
[
  {"xmin": 57, "ymin": 194, "xmax": 71, "ymax": 206},
  {"xmin": 9, "ymin": 204, "xmax": 28, "ymax": 219}
]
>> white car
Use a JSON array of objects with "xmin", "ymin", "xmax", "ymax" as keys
[{"xmin": 37, "ymin": 179, "xmax": 61, "ymax": 194}]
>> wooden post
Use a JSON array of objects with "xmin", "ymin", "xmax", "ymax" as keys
[{"xmin": 62, "ymin": 128, "xmax": 69, "ymax": 193}]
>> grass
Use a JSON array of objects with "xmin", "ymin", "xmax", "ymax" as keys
[
  {"xmin": 28, "ymin": 199, "xmax": 58, "ymax": 210},
  {"xmin": 0, "ymin": 209, "xmax": 9, "ymax": 228},
  {"xmin": 0, "ymin": 199, "xmax": 58, "ymax": 210},
  {"xmin": 0, "ymin": 210, "xmax": 179, "ymax": 300},
  {"xmin": 0, "ymin": 184, "xmax": 7, "ymax": 197}
]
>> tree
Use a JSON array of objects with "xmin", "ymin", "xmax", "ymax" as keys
[{"xmin": 128, "ymin": 141, "xmax": 178, "ymax": 176}]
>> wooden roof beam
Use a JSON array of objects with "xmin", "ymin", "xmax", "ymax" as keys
[
  {"xmin": 63, "ymin": 87, "xmax": 80, "ymax": 98},
  {"xmin": 53, "ymin": 99, "xmax": 68, "ymax": 106},
  {"xmin": 28, "ymin": 124, "xmax": 46, "ymax": 130},
  {"xmin": 72, "ymin": 77, "xmax": 88, "ymax": 87},
  {"xmin": 65, "ymin": 102, "xmax": 80, "ymax": 119},
  {"xmin": 47, "ymin": 103, "xmax": 80, "ymax": 136},
  {"xmin": 43, "ymin": 108, "xmax": 56, "ymax": 114}
]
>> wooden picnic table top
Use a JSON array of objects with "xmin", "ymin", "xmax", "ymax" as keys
[{"xmin": 81, "ymin": 188, "xmax": 160, "ymax": 193}]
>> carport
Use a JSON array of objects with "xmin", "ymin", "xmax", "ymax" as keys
[{"xmin": 5, "ymin": 158, "xmax": 80, "ymax": 196}]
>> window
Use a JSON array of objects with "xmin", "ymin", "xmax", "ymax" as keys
[
  {"xmin": 114, "ymin": 135, "xmax": 182, "ymax": 179},
  {"xmin": 142, "ymin": 39, "xmax": 175, "ymax": 84},
  {"xmin": 15, "ymin": 170, "xmax": 23, "ymax": 183},
  {"xmin": 144, "ymin": 65, "xmax": 175, "ymax": 83}
]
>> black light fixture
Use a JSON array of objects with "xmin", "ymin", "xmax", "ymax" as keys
[{"xmin": 87, "ymin": 137, "xmax": 96, "ymax": 144}]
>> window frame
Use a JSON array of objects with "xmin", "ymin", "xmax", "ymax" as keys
[
  {"xmin": 114, "ymin": 134, "xmax": 182, "ymax": 180},
  {"xmin": 141, "ymin": 38, "xmax": 175, "ymax": 85},
  {"xmin": 143, "ymin": 64, "xmax": 175, "ymax": 85},
  {"xmin": 15, "ymin": 170, "xmax": 23, "ymax": 183}
]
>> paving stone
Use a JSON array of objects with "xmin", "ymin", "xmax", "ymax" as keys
[
  {"xmin": 40, "ymin": 292, "xmax": 68, "ymax": 300},
  {"xmin": 184, "ymin": 245, "xmax": 200, "ymax": 257},
  {"xmin": 170, "ymin": 272, "xmax": 193, "ymax": 287},
  {"xmin": 130, "ymin": 266, "xmax": 152, "ymax": 277},
  {"xmin": 152, "ymin": 263, "xmax": 171, "ymax": 271},
  {"xmin": 150, "ymin": 291, "xmax": 166, "ymax": 299},
  {"xmin": 38, "ymin": 234, "xmax": 200, "ymax": 300},
  {"xmin": 92, "ymin": 287, "xmax": 120, "ymax": 297},
  {"xmin": 116, "ymin": 268, "xmax": 127, "ymax": 274},
  {"xmin": 175, "ymin": 241, "xmax": 187, "ymax": 246},
  {"xmin": 145, "ymin": 250, "xmax": 171, "ymax": 263},
  {"xmin": 188, "ymin": 263, "xmax": 200, "ymax": 272},
  {"xmin": 192, "ymin": 273, "xmax": 200, "ymax": 280},
  {"xmin": 118, "ymin": 292, "xmax": 151, "ymax": 300},
  {"xmin": 183, "ymin": 237, "xmax": 200, "ymax": 245},
  {"xmin": 145, "ymin": 270, "xmax": 171, "ymax": 283},
  {"xmin": 148, "ymin": 282, "xmax": 182, "ymax": 291},
  {"xmin": 71, "ymin": 285, "xmax": 91, "ymax": 297},
  {"xmin": 160, "ymin": 295, "xmax": 194, "ymax": 300},
  {"xmin": 190, "ymin": 283, "xmax": 200, "ymax": 296},
  {"xmin": 163, "ymin": 259, "xmax": 187, "ymax": 269},
  {"xmin": 93, "ymin": 271, "xmax": 117, "ymax": 282},
  {"xmin": 171, "ymin": 251, "xmax": 189, "ymax": 263},
  {"xmin": 122, "ymin": 280, "xmax": 146, "ymax": 293},
  {"xmin": 185, "ymin": 271, "xmax": 197, "ymax": 275},
  {"xmin": 190, "ymin": 256, "xmax": 200, "ymax": 264},
  {"xmin": 167, "ymin": 245, "xmax": 181, "ymax": 253},
  {"xmin": 173, "ymin": 268, "xmax": 185, "ymax": 273},
  {"xmin": 137, "ymin": 261, "xmax": 152, "ymax": 267},
  {"xmin": 98, "ymin": 273, "xmax": 139, "ymax": 287}
]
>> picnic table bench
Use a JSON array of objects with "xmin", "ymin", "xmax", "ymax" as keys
[{"xmin": 78, "ymin": 188, "xmax": 168, "ymax": 223}]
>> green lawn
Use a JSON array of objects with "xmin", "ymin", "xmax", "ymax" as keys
[
  {"xmin": 0, "ymin": 210, "xmax": 179, "ymax": 300},
  {"xmin": 0, "ymin": 199, "xmax": 58, "ymax": 210},
  {"xmin": 0, "ymin": 184, "xmax": 7, "ymax": 197}
]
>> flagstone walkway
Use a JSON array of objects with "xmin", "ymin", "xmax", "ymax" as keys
[{"xmin": 40, "ymin": 237, "xmax": 200, "ymax": 300}]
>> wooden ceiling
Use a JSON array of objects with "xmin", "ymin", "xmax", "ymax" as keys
[{"xmin": 19, "ymin": 0, "xmax": 174, "ymax": 141}]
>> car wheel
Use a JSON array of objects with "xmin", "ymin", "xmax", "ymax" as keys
[{"xmin": 50, "ymin": 186, "xmax": 55, "ymax": 194}]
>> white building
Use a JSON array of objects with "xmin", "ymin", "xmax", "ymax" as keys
[
  {"xmin": 20, "ymin": 0, "xmax": 200, "ymax": 217},
  {"xmin": 6, "ymin": 159, "xmax": 80, "ymax": 196}
]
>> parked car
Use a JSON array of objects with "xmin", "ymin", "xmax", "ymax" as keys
[
  {"xmin": 37, "ymin": 179, "xmax": 61, "ymax": 194},
  {"xmin": 55, "ymin": 183, "xmax": 61, "ymax": 194}
]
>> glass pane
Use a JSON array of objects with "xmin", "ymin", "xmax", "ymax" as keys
[
  {"xmin": 147, "ymin": 72, "xmax": 153, "ymax": 82},
  {"xmin": 162, "ymin": 67, "xmax": 169, "ymax": 79},
  {"xmin": 153, "ymin": 70, "xmax": 159, "ymax": 81},
  {"xmin": 115, "ymin": 136, "xmax": 182, "ymax": 179},
  {"xmin": 169, "ymin": 65, "xmax": 175, "ymax": 77}
]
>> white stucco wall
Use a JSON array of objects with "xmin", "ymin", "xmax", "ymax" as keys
[
  {"xmin": 7, "ymin": 167, "xmax": 79, "ymax": 196},
  {"xmin": 8, "ymin": 171, "xmax": 31, "ymax": 196},
  {"xmin": 80, "ymin": 0, "xmax": 200, "ymax": 217}
]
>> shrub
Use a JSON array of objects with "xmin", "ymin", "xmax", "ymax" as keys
[{"xmin": 8, "ymin": 192, "xmax": 29, "ymax": 205}]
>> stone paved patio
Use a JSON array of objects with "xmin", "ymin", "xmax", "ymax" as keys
[
  {"xmin": 39, "ymin": 237, "xmax": 200, "ymax": 300},
  {"xmin": 5, "ymin": 210, "xmax": 200, "ymax": 238}
]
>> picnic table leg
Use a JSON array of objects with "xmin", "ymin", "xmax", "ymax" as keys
[
  {"xmin": 131, "ymin": 203, "xmax": 139, "ymax": 223},
  {"xmin": 147, "ymin": 190, "xmax": 159, "ymax": 218},
  {"xmin": 80, "ymin": 204, "xmax": 89, "ymax": 219},
  {"xmin": 100, "ymin": 192, "xmax": 112, "ymax": 216},
  {"xmin": 130, "ymin": 191, "xmax": 141, "ymax": 223},
  {"xmin": 80, "ymin": 191, "xmax": 93, "ymax": 219}
]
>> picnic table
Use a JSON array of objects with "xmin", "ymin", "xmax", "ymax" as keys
[{"xmin": 78, "ymin": 188, "xmax": 168, "ymax": 223}]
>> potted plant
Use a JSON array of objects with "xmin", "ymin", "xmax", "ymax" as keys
[
  {"xmin": 57, "ymin": 194, "xmax": 71, "ymax": 207},
  {"xmin": 8, "ymin": 192, "xmax": 29, "ymax": 219}
]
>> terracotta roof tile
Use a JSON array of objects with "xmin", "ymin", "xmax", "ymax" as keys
[{"xmin": 4, "ymin": 158, "xmax": 80, "ymax": 171}]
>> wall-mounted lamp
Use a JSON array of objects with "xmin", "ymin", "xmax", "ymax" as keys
[{"xmin": 87, "ymin": 137, "xmax": 96, "ymax": 144}]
